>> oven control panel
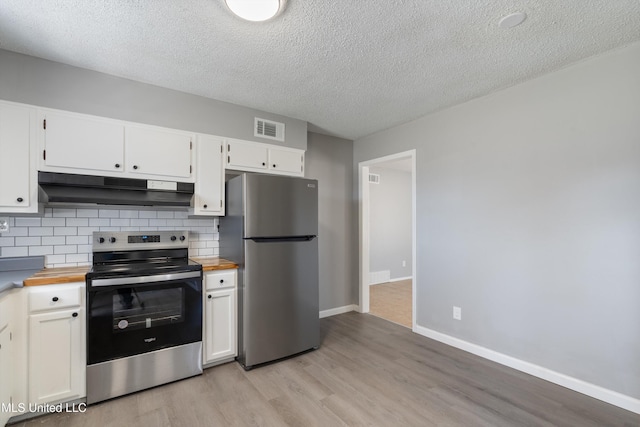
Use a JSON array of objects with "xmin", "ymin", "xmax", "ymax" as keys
[{"xmin": 92, "ymin": 230, "xmax": 189, "ymax": 252}]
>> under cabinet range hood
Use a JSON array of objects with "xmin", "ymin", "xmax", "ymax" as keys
[{"xmin": 38, "ymin": 172, "xmax": 194, "ymax": 207}]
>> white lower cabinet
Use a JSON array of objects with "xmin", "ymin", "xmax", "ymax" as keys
[
  {"xmin": 27, "ymin": 283, "xmax": 85, "ymax": 406},
  {"xmin": 203, "ymin": 270, "xmax": 237, "ymax": 366},
  {"xmin": 0, "ymin": 310, "xmax": 12, "ymax": 427}
]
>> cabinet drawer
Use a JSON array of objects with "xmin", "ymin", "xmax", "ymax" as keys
[
  {"xmin": 29, "ymin": 283, "xmax": 83, "ymax": 313},
  {"xmin": 205, "ymin": 270, "xmax": 236, "ymax": 290}
]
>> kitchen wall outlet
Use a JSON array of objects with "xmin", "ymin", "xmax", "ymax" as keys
[
  {"xmin": 453, "ymin": 306, "xmax": 462, "ymax": 320},
  {"xmin": 402, "ymin": 260, "xmax": 406, "ymax": 267},
  {"xmin": 0, "ymin": 217, "xmax": 9, "ymax": 233}
]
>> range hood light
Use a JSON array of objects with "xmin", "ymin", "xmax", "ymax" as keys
[{"xmin": 225, "ymin": 0, "xmax": 286, "ymax": 22}]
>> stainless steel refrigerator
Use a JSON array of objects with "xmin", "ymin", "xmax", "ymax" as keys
[{"xmin": 220, "ymin": 173, "xmax": 319, "ymax": 369}]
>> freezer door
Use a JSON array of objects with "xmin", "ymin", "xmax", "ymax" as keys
[
  {"xmin": 244, "ymin": 174, "xmax": 318, "ymax": 238},
  {"xmin": 241, "ymin": 238, "xmax": 319, "ymax": 368}
]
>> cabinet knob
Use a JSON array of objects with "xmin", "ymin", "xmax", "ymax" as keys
[
  {"xmin": 220, "ymin": 279, "xmax": 224, "ymax": 284},
  {"xmin": 17, "ymin": 197, "xmax": 24, "ymax": 203},
  {"xmin": 203, "ymin": 204, "xmax": 208, "ymax": 209},
  {"xmin": 208, "ymin": 294, "xmax": 212, "ymax": 299},
  {"xmin": 115, "ymin": 163, "xmax": 121, "ymax": 168},
  {"xmin": 72, "ymin": 312, "xmax": 78, "ymax": 317},
  {"xmin": 262, "ymin": 162, "xmax": 266, "ymax": 166},
  {"xmin": 52, "ymin": 296, "xmax": 59, "ymax": 302},
  {"xmin": 133, "ymin": 165, "xmax": 138, "ymax": 170},
  {"xmin": 272, "ymin": 164, "xmax": 276, "ymax": 168}
]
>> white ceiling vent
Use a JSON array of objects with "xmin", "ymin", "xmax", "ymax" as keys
[
  {"xmin": 255, "ymin": 117, "xmax": 285, "ymax": 142},
  {"xmin": 369, "ymin": 173, "xmax": 380, "ymax": 184}
]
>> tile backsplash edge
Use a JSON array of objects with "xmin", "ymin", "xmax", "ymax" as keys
[{"xmin": 0, "ymin": 208, "xmax": 219, "ymax": 268}]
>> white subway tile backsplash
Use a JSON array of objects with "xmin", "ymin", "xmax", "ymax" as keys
[
  {"xmin": 54, "ymin": 245, "xmax": 77, "ymax": 254},
  {"xmin": 54, "ymin": 227, "xmax": 78, "ymax": 236},
  {"xmin": 66, "ymin": 218, "xmax": 89, "ymax": 227},
  {"xmin": 15, "ymin": 236, "xmax": 41, "ymax": 246},
  {"xmin": 15, "ymin": 218, "xmax": 41, "ymax": 227},
  {"xmin": 66, "ymin": 235, "xmax": 90, "ymax": 245},
  {"xmin": 29, "ymin": 246, "xmax": 54, "ymax": 256},
  {"xmin": 1, "ymin": 208, "xmax": 219, "ymax": 268},
  {"xmin": 2, "ymin": 246, "xmax": 29, "ymax": 257},
  {"xmin": 0, "ymin": 237, "xmax": 15, "ymax": 247},
  {"xmin": 42, "ymin": 236, "xmax": 66, "ymax": 245},
  {"xmin": 76, "ymin": 209, "xmax": 100, "ymax": 218},
  {"xmin": 98, "ymin": 209, "xmax": 120, "ymax": 218},
  {"xmin": 29, "ymin": 227, "xmax": 54, "ymax": 236},
  {"xmin": 52, "ymin": 208, "xmax": 77, "ymax": 218},
  {"xmin": 42, "ymin": 218, "xmax": 67, "ymax": 227}
]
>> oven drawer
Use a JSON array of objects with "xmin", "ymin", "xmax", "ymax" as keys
[
  {"xmin": 29, "ymin": 283, "xmax": 84, "ymax": 313},
  {"xmin": 205, "ymin": 270, "xmax": 236, "ymax": 290}
]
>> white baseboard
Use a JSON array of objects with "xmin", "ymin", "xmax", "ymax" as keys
[
  {"xmin": 319, "ymin": 304, "xmax": 358, "ymax": 318},
  {"xmin": 390, "ymin": 276, "xmax": 412, "ymax": 282},
  {"xmin": 414, "ymin": 325, "xmax": 640, "ymax": 415}
]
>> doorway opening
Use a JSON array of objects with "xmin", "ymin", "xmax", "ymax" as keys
[{"xmin": 358, "ymin": 150, "xmax": 416, "ymax": 330}]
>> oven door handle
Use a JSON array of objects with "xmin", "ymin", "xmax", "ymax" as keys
[{"xmin": 89, "ymin": 271, "xmax": 202, "ymax": 287}]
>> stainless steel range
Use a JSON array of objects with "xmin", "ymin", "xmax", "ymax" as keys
[{"xmin": 85, "ymin": 230, "xmax": 202, "ymax": 405}]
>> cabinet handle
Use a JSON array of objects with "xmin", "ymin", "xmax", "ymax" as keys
[
  {"xmin": 72, "ymin": 312, "xmax": 78, "ymax": 317},
  {"xmin": 52, "ymin": 296, "xmax": 59, "ymax": 302},
  {"xmin": 17, "ymin": 197, "xmax": 24, "ymax": 203},
  {"xmin": 203, "ymin": 204, "xmax": 208, "ymax": 209},
  {"xmin": 133, "ymin": 165, "xmax": 139, "ymax": 170},
  {"xmin": 115, "ymin": 163, "xmax": 121, "ymax": 169},
  {"xmin": 208, "ymin": 294, "xmax": 212, "ymax": 299}
]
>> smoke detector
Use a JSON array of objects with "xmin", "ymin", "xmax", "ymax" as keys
[
  {"xmin": 499, "ymin": 12, "xmax": 527, "ymax": 29},
  {"xmin": 225, "ymin": 0, "xmax": 287, "ymax": 22}
]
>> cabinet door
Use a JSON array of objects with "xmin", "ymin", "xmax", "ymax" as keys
[
  {"xmin": 0, "ymin": 102, "xmax": 36, "ymax": 211},
  {"xmin": 42, "ymin": 110, "xmax": 125, "ymax": 173},
  {"xmin": 226, "ymin": 139, "xmax": 268, "ymax": 171},
  {"xmin": 203, "ymin": 288, "xmax": 236, "ymax": 364},
  {"xmin": 193, "ymin": 135, "xmax": 224, "ymax": 216},
  {"xmin": 0, "ymin": 327, "xmax": 11, "ymax": 426},
  {"xmin": 269, "ymin": 148, "xmax": 304, "ymax": 175},
  {"xmin": 28, "ymin": 308, "xmax": 85, "ymax": 405},
  {"xmin": 125, "ymin": 125, "xmax": 193, "ymax": 179}
]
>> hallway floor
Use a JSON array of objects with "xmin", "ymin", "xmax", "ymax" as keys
[{"xmin": 369, "ymin": 279, "xmax": 412, "ymax": 328}]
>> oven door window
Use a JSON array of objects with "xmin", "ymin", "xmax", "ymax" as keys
[
  {"xmin": 87, "ymin": 277, "xmax": 202, "ymax": 365},
  {"xmin": 113, "ymin": 287, "xmax": 183, "ymax": 333}
]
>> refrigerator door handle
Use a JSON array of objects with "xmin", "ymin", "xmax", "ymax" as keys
[{"xmin": 246, "ymin": 236, "xmax": 316, "ymax": 243}]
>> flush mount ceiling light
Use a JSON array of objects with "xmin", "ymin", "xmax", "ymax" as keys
[
  {"xmin": 499, "ymin": 11, "xmax": 527, "ymax": 29},
  {"xmin": 225, "ymin": 0, "xmax": 287, "ymax": 22}
]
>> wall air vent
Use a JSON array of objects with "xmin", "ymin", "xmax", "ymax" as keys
[
  {"xmin": 255, "ymin": 117, "xmax": 285, "ymax": 142},
  {"xmin": 369, "ymin": 173, "xmax": 380, "ymax": 184}
]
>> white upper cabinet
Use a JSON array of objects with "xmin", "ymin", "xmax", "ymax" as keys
[
  {"xmin": 40, "ymin": 109, "xmax": 125, "ymax": 174},
  {"xmin": 269, "ymin": 147, "xmax": 304, "ymax": 175},
  {"xmin": 226, "ymin": 139, "xmax": 268, "ymax": 171},
  {"xmin": 226, "ymin": 138, "xmax": 304, "ymax": 177},
  {"xmin": 192, "ymin": 134, "xmax": 224, "ymax": 216},
  {"xmin": 0, "ymin": 101, "xmax": 38, "ymax": 213},
  {"xmin": 125, "ymin": 125, "xmax": 193, "ymax": 179},
  {"xmin": 38, "ymin": 107, "xmax": 195, "ymax": 182}
]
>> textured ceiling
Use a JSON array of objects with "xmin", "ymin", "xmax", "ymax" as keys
[{"xmin": 1, "ymin": 1, "xmax": 639, "ymax": 140}]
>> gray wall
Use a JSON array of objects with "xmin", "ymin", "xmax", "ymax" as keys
[
  {"xmin": 0, "ymin": 49, "xmax": 307, "ymax": 149},
  {"xmin": 354, "ymin": 42, "xmax": 640, "ymax": 399},
  {"xmin": 369, "ymin": 166, "xmax": 412, "ymax": 280},
  {"xmin": 306, "ymin": 132, "xmax": 356, "ymax": 311}
]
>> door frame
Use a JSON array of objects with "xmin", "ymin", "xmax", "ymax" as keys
[{"xmin": 358, "ymin": 149, "xmax": 417, "ymax": 330}]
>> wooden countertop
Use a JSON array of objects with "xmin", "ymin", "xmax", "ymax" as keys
[
  {"xmin": 23, "ymin": 257, "xmax": 237, "ymax": 287},
  {"xmin": 191, "ymin": 257, "xmax": 238, "ymax": 271},
  {"xmin": 23, "ymin": 266, "xmax": 90, "ymax": 287}
]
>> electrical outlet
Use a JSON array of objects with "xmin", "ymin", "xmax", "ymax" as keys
[
  {"xmin": 0, "ymin": 217, "xmax": 9, "ymax": 233},
  {"xmin": 402, "ymin": 260, "xmax": 406, "ymax": 267},
  {"xmin": 453, "ymin": 306, "xmax": 462, "ymax": 320}
]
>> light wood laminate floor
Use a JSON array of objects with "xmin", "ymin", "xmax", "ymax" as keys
[
  {"xmin": 369, "ymin": 279, "xmax": 412, "ymax": 328},
  {"xmin": 14, "ymin": 313, "xmax": 639, "ymax": 426}
]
